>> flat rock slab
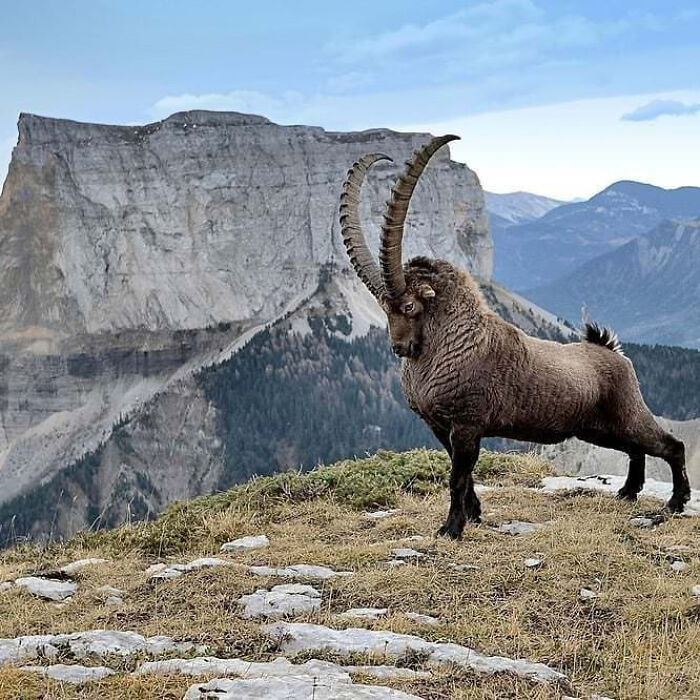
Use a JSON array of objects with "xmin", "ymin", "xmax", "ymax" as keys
[
  {"xmin": 136, "ymin": 656, "xmax": 348, "ymax": 680},
  {"xmin": 14, "ymin": 577, "xmax": 78, "ymax": 602},
  {"xmin": 363, "ymin": 510, "xmax": 400, "ymax": 520},
  {"xmin": 248, "ymin": 564, "xmax": 352, "ymax": 580},
  {"xmin": 20, "ymin": 664, "xmax": 115, "ymax": 683},
  {"xmin": 183, "ymin": 676, "xmax": 422, "ymax": 699},
  {"xmin": 60, "ymin": 558, "xmax": 108, "ymax": 574},
  {"xmin": 448, "ymin": 563, "xmax": 480, "ymax": 571},
  {"xmin": 524, "ymin": 558, "xmax": 543, "ymax": 569},
  {"xmin": 494, "ymin": 521, "xmax": 544, "ymax": 536},
  {"xmin": 339, "ymin": 608, "xmax": 388, "ymax": 621},
  {"xmin": 391, "ymin": 548, "xmax": 425, "ymax": 560},
  {"xmin": 263, "ymin": 622, "xmax": 566, "ymax": 685},
  {"xmin": 220, "ymin": 535, "xmax": 269, "ymax": 552},
  {"xmin": 238, "ymin": 585, "xmax": 321, "ymax": 619},
  {"xmin": 403, "ymin": 612, "xmax": 439, "ymax": 626},
  {"xmin": 151, "ymin": 557, "xmax": 230, "ymax": 580},
  {"xmin": 539, "ymin": 475, "xmax": 700, "ymax": 516},
  {"xmin": 0, "ymin": 630, "xmax": 200, "ymax": 666},
  {"xmin": 345, "ymin": 665, "xmax": 431, "ymax": 680}
]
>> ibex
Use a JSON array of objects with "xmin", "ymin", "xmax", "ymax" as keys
[{"xmin": 339, "ymin": 136, "xmax": 691, "ymax": 539}]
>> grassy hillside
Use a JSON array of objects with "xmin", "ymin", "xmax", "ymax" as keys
[{"xmin": 0, "ymin": 450, "xmax": 698, "ymax": 699}]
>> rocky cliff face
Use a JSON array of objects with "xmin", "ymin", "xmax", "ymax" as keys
[
  {"xmin": 0, "ymin": 111, "xmax": 492, "ymax": 539},
  {"xmin": 0, "ymin": 111, "xmax": 490, "ymax": 341}
]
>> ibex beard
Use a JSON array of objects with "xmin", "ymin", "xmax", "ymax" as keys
[{"xmin": 339, "ymin": 136, "xmax": 691, "ymax": 540}]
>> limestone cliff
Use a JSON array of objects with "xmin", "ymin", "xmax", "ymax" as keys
[{"xmin": 0, "ymin": 111, "xmax": 492, "ymax": 538}]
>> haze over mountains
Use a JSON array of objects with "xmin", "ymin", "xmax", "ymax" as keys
[
  {"xmin": 492, "ymin": 181, "xmax": 700, "ymax": 291},
  {"xmin": 526, "ymin": 219, "xmax": 700, "ymax": 348}
]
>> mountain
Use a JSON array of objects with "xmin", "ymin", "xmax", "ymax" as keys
[
  {"xmin": 0, "ymin": 110, "xmax": 496, "ymax": 541},
  {"xmin": 485, "ymin": 190, "xmax": 564, "ymax": 225},
  {"xmin": 524, "ymin": 220, "xmax": 700, "ymax": 348},
  {"xmin": 492, "ymin": 181, "xmax": 700, "ymax": 290}
]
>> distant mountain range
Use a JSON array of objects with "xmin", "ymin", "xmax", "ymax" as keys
[
  {"xmin": 485, "ymin": 191, "xmax": 564, "ymax": 225},
  {"xmin": 525, "ymin": 219, "xmax": 700, "ymax": 348},
  {"xmin": 492, "ymin": 181, "xmax": 700, "ymax": 290}
]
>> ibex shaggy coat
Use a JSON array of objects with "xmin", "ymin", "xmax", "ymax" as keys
[{"xmin": 339, "ymin": 136, "xmax": 691, "ymax": 539}]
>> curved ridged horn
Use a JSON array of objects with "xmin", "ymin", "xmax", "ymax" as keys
[
  {"xmin": 339, "ymin": 153, "xmax": 393, "ymax": 299},
  {"xmin": 379, "ymin": 135, "xmax": 460, "ymax": 298}
]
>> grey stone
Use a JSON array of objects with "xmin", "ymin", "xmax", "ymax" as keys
[
  {"xmin": 220, "ymin": 535, "xmax": 269, "ymax": 552},
  {"xmin": 448, "ymin": 563, "xmax": 480, "ymax": 571},
  {"xmin": 0, "ymin": 629, "xmax": 199, "ymax": 666},
  {"xmin": 237, "ymin": 585, "xmax": 322, "ymax": 619},
  {"xmin": 20, "ymin": 664, "xmax": 115, "ymax": 683},
  {"xmin": 339, "ymin": 608, "xmax": 388, "ymax": 620},
  {"xmin": 248, "ymin": 564, "xmax": 352, "ymax": 580},
  {"xmin": 183, "ymin": 676, "xmax": 422, "ymax": 699},
  {"xmin": 60, "ymin": 558, "xmax": 108, "ymax": 574},
  {"xmin": 14, "ymin": 577, "xmax": 78, "ymax": 602},
  {"xmin": 263, "ymin": 622, "xmax": 567, "ymax": 684},
  {"xmin": 136, "ymin": 656, "xmax": 347, "ymax": 680},
  {"xmin": 670, "ymin": 560, "xmax": 689, "ymax": 572},
  {"xmin": 524, "ymin": 558, "xmax": 543, "ymax": 569},
  {"xmin": 344, "ymin": 665, "xmax": 431, "ymax": 680},
  {"xmin": 494, "ymin": 521, "xmax": 544, "ymax": 536},
  {"xmin": 363, "ymin": 510, "xmax": 401, "ymax": 520},
  {"xmin": 391, "ymin": 548, "xmax": 425, "ymax": 560},
  {"xmin": 579, "ymin": 588, "xmax": 599, "ymax": 601},
  {"xmin": 151, "ymin": 557, "xmax": 230, "ymax": 580},
  {"xmin": 403, "ymin": 612, "xmax": 439, "ymax": 626}
]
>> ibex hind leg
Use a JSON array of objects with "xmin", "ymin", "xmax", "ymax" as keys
[{"xmin": 625, "ymin": 422, "xmax": 690, "ymax": 513}]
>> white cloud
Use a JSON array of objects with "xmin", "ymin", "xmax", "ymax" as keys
[{"xmin": 621, "ymin": 99, "xmax": 700, "ymax": 122}]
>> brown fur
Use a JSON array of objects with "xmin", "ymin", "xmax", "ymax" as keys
[{"xmin": 387, "ymin": 257, "xmax": 691, "ymax": 538}]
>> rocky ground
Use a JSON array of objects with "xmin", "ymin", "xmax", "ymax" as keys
[{"xmin": 0, "ymin": 450, "xmax": 698, "ymax": 699}]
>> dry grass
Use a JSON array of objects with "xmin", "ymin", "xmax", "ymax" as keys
[{"xmin": 0, "ymin": 449, "xmax": 698, "ymax": 699}]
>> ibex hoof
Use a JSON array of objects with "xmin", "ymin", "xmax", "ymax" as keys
[
  {"xmin": 437, "ymin": 523, "xmax": 463, "ymax": 540},
  {"xmin": 616, "ymin": 487, "xmax": 639, "ymax": 502},
  {"xmin": 665, "ymin": 494, "xmax": 689, "ymax": 514}
]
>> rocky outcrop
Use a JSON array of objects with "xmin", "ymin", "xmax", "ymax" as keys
[
  {"xmin": 0, "ymin": 111, "xmax": 491, "ymax": 539},
  {"xmin": 0, "ymin": 110, "xmax": 490, "ymax": 342}
]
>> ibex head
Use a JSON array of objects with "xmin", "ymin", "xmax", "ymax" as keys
[{"xmin": 339, "ymin": 135, "xmax": 459, "ymax": 359}]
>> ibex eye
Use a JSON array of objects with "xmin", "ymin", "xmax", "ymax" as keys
[{"xmin": 404, "ymin": 303, "xmax": 414, "ymax": 313}]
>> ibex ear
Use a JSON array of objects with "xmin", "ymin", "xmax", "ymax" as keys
[{"xmin": 418, "ymin": 284, "xmax": 435, "ymax": 299}]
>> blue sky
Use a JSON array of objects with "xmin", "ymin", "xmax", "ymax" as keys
[{"xmin": 1, "ymin": 0, "xmax": 699, "ymax": 198}]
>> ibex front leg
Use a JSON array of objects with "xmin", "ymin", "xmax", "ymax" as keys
[{"xmin": 437, "ymin": 427, "xmax": 482, "ymax": 539}]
